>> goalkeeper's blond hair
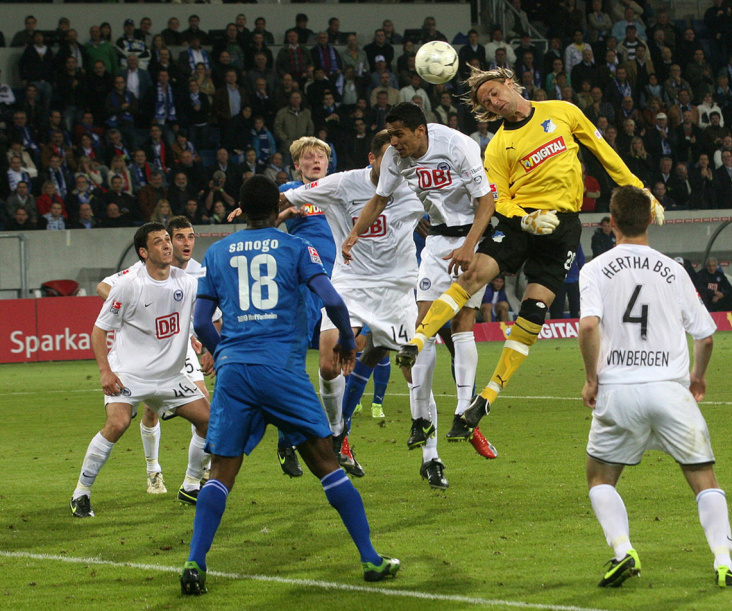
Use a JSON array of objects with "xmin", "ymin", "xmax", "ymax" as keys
[{"xmin": 462, "ymin": 65, "xmax": 523, "ymax": 123}]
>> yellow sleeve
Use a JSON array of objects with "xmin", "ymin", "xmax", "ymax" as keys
[
  {"xmin": 570, "ymin": 107, "xmax": 644, "ymax": 189},
  {"xmin": 484, "ymin": 137, "xmax": 528, "ymax": 219}
]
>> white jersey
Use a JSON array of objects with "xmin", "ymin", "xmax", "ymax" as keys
[
  {"xmin": 580, "ymin": 243, "xmax": 716, "ymax": 386},
  {"xmin": 95, "ymin": 265, "xmax": 198, "ymax": 380},
  {"xmin": 376, "ymin": 123, "xmax": 491, "ymax": 227},
  {"xmin": 287, "ymin": 167, "xmax": 424, "ymax": 291},
  {"xmin": 103, "ymin": 257, "xmax": 221, "ymax": 323}
]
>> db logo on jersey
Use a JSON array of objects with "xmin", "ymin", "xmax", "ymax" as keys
[
  {"xmin": 520, "ymin": 136, "xmax": 567, "ymax": 173},
  {"xmin": 155, "ymin": 313, "xmax": 180, "ymax": 339},
  {"xmin": 488, "ymin": 182, "xmax": 498, "ymax": 200},
  {"xmin": 110, "ymin": 300, "xmax": 122, "ymax": 315},
  {"xmin": 416, "ymin": 167, "xmax": 452, "ymax": 189},
  {"xmin": 308, "ymin": 246, "xmax": 322, "ymax": 264},
  {"xmin": 353, "ymin": 215, "xmax": 387, "ymax": 238}
]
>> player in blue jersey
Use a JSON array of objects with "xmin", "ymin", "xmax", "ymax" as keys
[{"xmin": 180, "ymin": 176, "xmax": 400, "ymax": 595}]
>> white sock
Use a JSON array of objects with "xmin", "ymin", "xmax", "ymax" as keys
[
  {"xmin": 697, "ymin": 488, "xmax": 732, "ymax": 569},
  {"xmin": 183, "ymin": 432, "xmax": 207, "ymax": 490},
  {"xmin": 74, "ymin": 432, "xmax": 115, "ymax": 499},
  {"xmin": 422, "ymin": 392, "xmax": 439, "ymax": 463},
  {"xmin": 410, "ymin": 338, "xmax": 436, "ymax": 421},
  {"xmin": 319, "ymin": 372, "xmax": 345, "ymax": 435},
  {"xmin": 589, "ymin": 484, "xmax": 633, "ymax": 561},
  {"xmin": 140, "ymin": 421, "xmax": 162, "ymax": 474},
  {"xmin": 452, "ymin": 331, "xmax": 477, "ymax": 414},
  {"xmin": 191, "ymin": 423, "xmax": 212, "ymax": 473}
]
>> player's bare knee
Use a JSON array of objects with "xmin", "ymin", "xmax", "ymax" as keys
[
  {"xmin": 298, "ymin": 437, "xmax": 339, "ymax": 479},
  {"xmin": 451, "ymin": 307, "xmax": 477, "ymax": 333}
]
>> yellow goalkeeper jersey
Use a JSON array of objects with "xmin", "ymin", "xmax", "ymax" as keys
[{"xmin": 484, "ymin": 100, "xmax": 644, "ymax": 217}]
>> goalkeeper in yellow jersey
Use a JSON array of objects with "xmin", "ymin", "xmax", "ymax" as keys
[{"xmin": 395, "ymin": 66, "xmax": 665, "ymax": 442}]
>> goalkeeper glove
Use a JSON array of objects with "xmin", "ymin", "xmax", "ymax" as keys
[
  {"xmin": 520, "ymin": 210, "xmax": 560, "ymax": 235},
  {"xmin": 643, "ymin": 188, "xmax": 665, "ymax": 226}
]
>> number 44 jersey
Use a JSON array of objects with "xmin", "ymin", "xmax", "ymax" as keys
[
  {"xmin": 579, "ymin": 243, "xmax": 716, "ymax": 386},
  {"xmin": 198, "ymin": 228, "xmax": 328, "ymax": 370}
]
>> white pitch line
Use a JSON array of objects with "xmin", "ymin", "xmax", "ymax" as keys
[
  {"xmin": 0, "ymin": 388, "xmax": 730, "ymax": 406},
  {"xmin": 0, "ymin": 550, "xmax": 613, "ymax": 611}
]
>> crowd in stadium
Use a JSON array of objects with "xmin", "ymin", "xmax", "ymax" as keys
[{"xmin": 0, "ymin": 0, "xmax": 731, "ymax": 232}]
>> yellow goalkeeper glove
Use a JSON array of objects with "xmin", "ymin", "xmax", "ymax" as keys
[
  {"xmin": 643, "ymin": 188, "xmax": 665, "ymax": 226},
  {"xmin": 520, "ymin": 210, "xmax": 560, "ymax": 235}
]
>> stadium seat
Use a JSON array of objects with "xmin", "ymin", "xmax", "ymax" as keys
[{"xmin": 40, "ymin": 279, "xmax": 80, "ymax": 297}]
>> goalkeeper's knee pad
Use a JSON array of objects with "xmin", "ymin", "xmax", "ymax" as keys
[{"xmin": 518, "ymin": 298, "xmax": 548, "ymax": 327}]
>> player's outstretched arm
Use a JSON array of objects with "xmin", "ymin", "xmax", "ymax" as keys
[
  {"xmin": 342, "ymin": 193, "xmax": 390, "ymax": 263},
  {"xmin": 308, "ymin": 274, "xmax": 356, "ymax": 375},
  {"xmin": 690, "ymin": 335, "xmax": 714, "ymax": 401},
  {"xmin": 578, "ymin": 316, "xmax": 601, "ymax": 408},
  {"xmin": 445, "ymin": 192, "xmax": 496, "ymax": 275},
  {"xmin": 193, "ymin": 298, "xmax": 221, "ymax": 355},
  {"xmin": 91, "ymin": 325, "xmax": 126, "ymax": 396}
]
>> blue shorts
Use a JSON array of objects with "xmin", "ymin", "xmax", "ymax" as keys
[{"xmin": 206, "ymin": 364, "xmax": 332, "ymax": 457}]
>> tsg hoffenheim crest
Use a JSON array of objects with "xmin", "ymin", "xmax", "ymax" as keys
[{"xmin": 541, "ymin": 119, "xmax": 556, "ymax": 133}]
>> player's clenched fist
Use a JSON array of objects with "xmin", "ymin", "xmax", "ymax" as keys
[{"xmin": 520, "ymin": 210, "xmax": 559, "ymax": 235}]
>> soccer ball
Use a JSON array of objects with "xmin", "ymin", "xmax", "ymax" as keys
[{"xmin": 415, "ymin": 41, "xmax": 459, "ymax": 85}]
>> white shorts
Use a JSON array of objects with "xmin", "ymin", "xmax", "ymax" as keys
[
  {"xmin": 104, "ymin": 372, "xmax": 205, "ymax": 419},
  {"xmin": 587, "ymin": 380, "xmax": 715, "ymax": 466},
  {"xmin": 320, "ymin": 285, "xmax": 418, "ymax": 350},
  {"xmin": 183, "ymin": 343, "xmax": 204, "ymax": 382},
  {"xmin": 417, "ymin": 235, "xmax": 486, "ymax": 308}
]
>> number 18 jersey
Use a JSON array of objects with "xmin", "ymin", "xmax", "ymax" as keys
[
  {"xmin": 197, "ymin": 227, "xmax": 328, "ymax": 370},
  {"xmin": 580, "ymin": 244, "xmax": 716, "ymax": 386}
]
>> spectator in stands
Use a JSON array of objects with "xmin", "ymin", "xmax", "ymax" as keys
[
  {"xmin": 55, "ymin": 28, "xmax": 85, "ymax": 75},
  {"xmin": 485, "ymin": 27, "xmax": 516, "ymax": 66},
  {"xmin": 676, "ymin": 109, "xmax": 704, "ymax": 164},
  {"xmin": 56, "ymin": 57, "xmax": 86, "ymax": 132},
  {"xmin": 106, "ymin": 156, "xmax": 133, "ymax": 195},
  {"xmin": 292, "ymin": 13, "xmax": 315, "ymax": 46},
  {"xmin": 214, "ymin": 24, "xmax": 245, "ymax": 72},
  {"xmin": 370, "ymin": 71, "xmax": 400, "ymax": 108},
  {"xmin": 234, "ymin": 13, "xmax": 250, "ymax": 47},
  {"xmin": 480, "ymin": 276, "xmax": 511, "ymax": 323},
  {"xmin": 341, "ymin": 33, "xmax": 369, "ymax": 82},
  {"xmin": 251, "ymin": 17, "xmax": 274, "ymax": 46},
  {"xmin": 685, "ymin": 49, "xmax": 714, "ymax": 101},
  {"xmin": 400, "ymin": 74, "xmax": 431, "ymax": 110},
  {"xmin": 44, "ymin": 154, "xmax": 71, "ymax": 199},
  {"xmin": 11, "ymin": 15, "xmax": 37, "ymax": 48},
  {"xmin": 66, "ymin": 173, "xmax": 102, "ymax": 218},
  {"xmin": 668, "ymin": 89, "xmax": 699, "ymax": 128},
  {"xmin": 622, "ymin": 43, "xmax": 653, "ymax": 92},
  {"xmin": 10, "ymin": 110, "xmax": 41, "ymax": 166},
  {"xmin": 277, "ymin": 29, "xmax": 313, "ymax": 84},
  {"xmin": 180, "ymin": 34, "xmax": 211, "ymax": 78},
  {"xmin": 21, "ymin": 84, "xmax": 44, "ymax": 132},
  {"xmin": 364, "ymin": 28, "xmax": 394, "ymax": 74},
  {"xmin": 458, "ymin": 30, "xmax": 486, "ymax": 81},
  {"xmin": 144, "ymin": 70, "xmax": 179, "ymax": 143},
  {"xmin": 103, "ymin": 175, "xmax": 136, "ymax": 218},
  {"xmin": 99, "ymin": 22, "xmax": 112, "ymax": 44},
  {"xmin": 213, "ymin": 69, "xmax": 249, "ymax": 129},
  {"xmin": 311, "ymin": 31, "xmax": 343, "ymax": 84},
  {"xmin": 86, "ymin": 60, "xmax": 114, "ymax": 126},
  {"xmin": 715, "ymin": 148, "xmax": 732, "ymax": 204},
  {"xmin": 161, "ymin": 17, "xmax": 182, "ymax": 48},
  {"xmin": 645, "ymin": 112, "xmax": 676, "ymax": 161},
  {"xmin": 149, "ymin": 49, "xmax": 182, "ymax": 89},
  {"xmin": 588, "ymin": 0, "xmax": 612, "ymax": 46},
  {"xmin": 171, "ymin": 149, "xmax": 205, "ymax": 193},
  {"xmin": 612, "ymin": 6, "xmax": 647, "ymax": 42},
  {"xmin": 168, "ymin": 172, "xmax": 198, "ymax": 215},
  {"xmin": 71, "ymin": 202, "xmax": 99, "ymax": 230},
  {"xmin": 565, "ymin": 29, "xmax": 589, "ymax": 75},
  {"xmin": 137, "ymin": 171, "xmax": 167, "ymax": 221},
  {"xmin": 623, "ymin": 136, "xmax": 654, "ymax": 185},
  {"xmin": 180, "ymin": 78, "xmax": 211, "ymax": 151},
  {"xmin": 368, "ymin": 90, "xmax": 391, "ymax": 133},
  {"xmin": 99, "ymin": 202, "xmax": 132, "ymax": 228},
  {"xmin": 116, "ymin": 19, "xmax": 150, "ymax": 71},
  {"xmin": 105, "ymin": 76, "xmax": 139, "ymax": 148},
  {"xmin": 434, "ymin": 92, "xmax": 458, "ymax": 125},
  {"xmin": 581, "ymin": 162, "xmax": 601, "ymax": 212},
  {"xmin": 129, "ymin": 149, "xmax": 152, "ymax": 193},
  {"xmin": 37, "ymin": 180, "xmax": 67, "ymax": 219},
  {"xmin": 246, "ymin": 54, "xmax": 276, "ymax": 99},
  {"xmin": 606, "ymin": 66, "xmax": 634, "ymax": 114},
  {"xmin": 490, "ymin": 47, "xmax": 513, "ymax": 72},
  {"xmin": 698, "ymin": 256, "xmax": 732, "ymax": 310},
  {"xmin": 653, "ymin": 155, "xmax": 676, "ymax": 189},
  {"xmin": 182, "ymin": 15, "xmax": 209, "ymax": 46},
  {"xmin": 664, "ymin": 64, "xmax": 692, "ymax": 107},
  {"xmin": 420, "ymin": 16, "xmax": 447, "ymax": 44},
  {"xmin": 274, "ymin": 91, "xmax": 313, "ymax": 159},
  {"xmin": 209, "ymin": 148, "xmax": 241, "ymax": 197},
  {"xmin": 245, "ymin": 32, "xmax": 274, "ymax": 74},
  {"xmin": 42, "ymin": 130, "xmax": 75, "ymax": 174},
  {"xmin": 150, "ymin": 199, "xmax": 172, "ymax": 225},
  {"xmin": 571, "ymin": 48, "xmax": 598, "ymax": 93},
  {"xmin": 120, "ymin": 54, "xmax": 152, "ymax": 105},
  {"xmin": 142, "ymin": 125, "xmax": 172, "ymax": 176},
  {"xmin": 240, "ymin": 148, "xmax": 259, "ymax": 176},
  {"xmin": 77, "ymin": 155, "xmax": 103, "ymax": 190},
  {"xmin": 182, "ymin": 198, "xmax": 206, "ymax": 225},
  {"xmin": 105, "ymin": 129, "xmax": 131, "ymax": 167},
  {"xmin": 591, "ymin": 217, "xmax": 617, "ymax": 259},
  {"xmin": 381, "ymin": 19, "xmax": 403, "ymax": 46},
  {"xmin": 262, "ymin": 152, "xmax": 288, "ymax": 183},
  {"xmin": 5, "ymin": 181, "xmax": 36, "ymax": 223},
  {"xmin": 5, "ymin": 207, "xmax": 36, "ymax": 231},
  {"xmin": 698, "ymin": 92, "xmax": 725, "ymax": 129},
  {"xmin": 204, "ymin": 170, "xmax": 235, "ymax": 217},
  {"xmin": 171, "ymin": 132, "xmax": 199, "ymax": 165},
  {"xmin": 690, "ymin": 152, "xmax": 717, "ymax": 208},
  {"xmin": 704, "ymin": 112, "xmax": 729, "ymax": 156},
  {"xmin": 617, "ymin": 24, "xmax": 648, "ymax": 64},
  {"xmin": 543, "ymin": 37, "xmax": 563, "ymax": 76},
  {"xmin": 18, "ymin": 31, "xmax": 54, "ymax": 116},
  {"xmin": 85, "ymin": 25, "xmax": 118, "ymax": 76}
]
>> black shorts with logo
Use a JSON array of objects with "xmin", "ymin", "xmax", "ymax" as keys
[{"xmin": 476, "ymin": 211, "xmax": 582, "ymax": 295}]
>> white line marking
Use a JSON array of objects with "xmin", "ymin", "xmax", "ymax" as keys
[
  {"xmin": 0, "ymin": 388, "xmax": 729, "ymax": 406},
  {"xmin": 0, "ymin": 550, "xmax": 613, "ymax": 611}
]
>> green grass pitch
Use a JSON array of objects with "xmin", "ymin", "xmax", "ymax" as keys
[{"xmin": 2, "ymin": 335, "xmax": 731, "ymax": 610}]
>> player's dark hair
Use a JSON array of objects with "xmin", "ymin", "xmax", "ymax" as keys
[
  {"xmin": 609, "ymin": 186, "xmax": 651, "ymax": 237},
  {"xmin": 134, "ymin": 222, "xmax": 167, "ymax": 262},
  {"xmin": 385, "ymin": 103, "xmax": 427, "ymax": 132},
  {"xmin": 370, "ymin": 129, "xmax": 391, "ymax": 157},
  {"xmin": 166, "ymin": 216, "xmax": 194, "ymax": 234},
  {"xmin": 239, "ymin": 175, "xmax": 280, "ymax": 221}
]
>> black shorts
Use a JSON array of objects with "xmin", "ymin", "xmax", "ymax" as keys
[{"xmin": 476, "ymin": 212, "xmax": 582, "ymax": 295}]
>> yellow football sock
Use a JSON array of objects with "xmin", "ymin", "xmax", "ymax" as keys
[
  {"xmin": 480, "ymin": 317, "xmax": 542, "ymax": 404},
  {"xmin": 411, "ymin": 283, "xmax": 471, "ymax": 351}
]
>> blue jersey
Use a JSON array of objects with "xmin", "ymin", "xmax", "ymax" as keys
[
  {"xmin": 198, "ymin": 227, "xmax": 327, "ymax": 371},
  {"xmin": 280, "ymin": 180, "xmax": 336, "ymax": 276}
]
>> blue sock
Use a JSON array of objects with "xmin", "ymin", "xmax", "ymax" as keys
[
  {"xmin": 321, "ymin": 469, "xmax": 380, "ymax": 564},
  {"xmin": 277, "ymin": 429, "xmax": 291, "ymax": 450},
  {"xmin": 344, "ymin": 351, "xmax": 363, "ymax": 385},
  {"xmin": 372, "ymin": 355, "xmax": 391, "ymax": 404},
  {"xmin": 343, "ymin": 360, "xmax": 372, "ymax": 431},
  {"xmin": 188, "ymin": 479, "xmax": 229, "ymax": 572}
]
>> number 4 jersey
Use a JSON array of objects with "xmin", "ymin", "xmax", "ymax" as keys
[
  {"xmin": 580, "ymin": 243, "xmax": 716, "ymax": 386},
  {"xmin": 95, "ymin": 265, "xmax": 198, "ymax": 380},
  {"xmin": 197, "ymin": 228, "xmax": 328, "ymax": 370}
]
